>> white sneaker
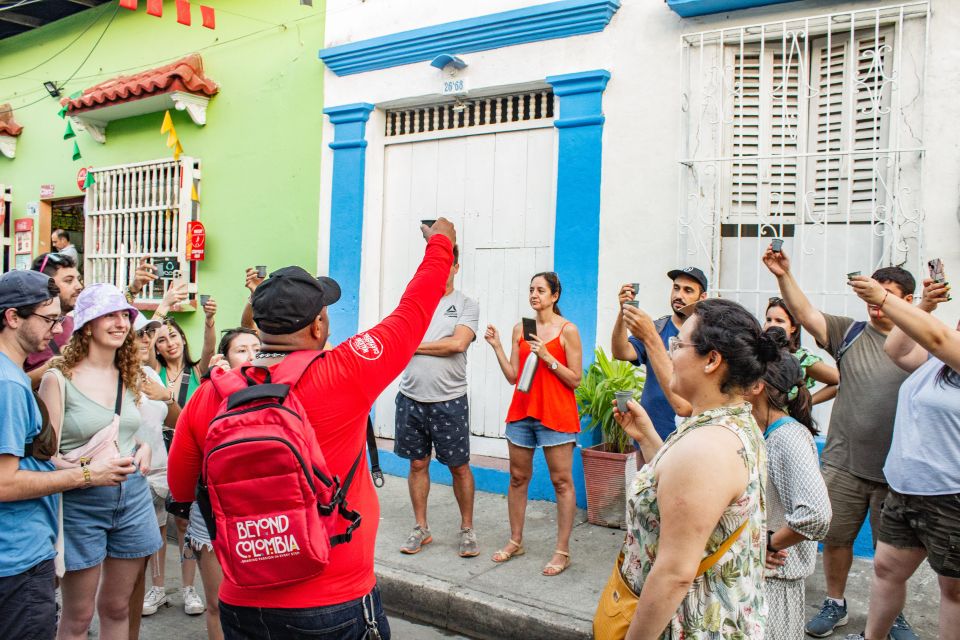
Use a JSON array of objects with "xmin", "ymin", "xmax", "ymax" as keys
[
  {"xmin": 182, "ymin": 585, "xmax": 205, "ymax": 616},
  {"xmin": 142, "ymin": 586, "xmax": 169, "ymax": 616}
]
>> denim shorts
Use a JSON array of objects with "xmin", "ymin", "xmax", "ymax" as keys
[
  {"xmin": 220, "ymin": 584, "xmax": 390, "ymax": 640},
  {"xmin": 505, "ymin": 418, "xmax": 578, "ymax": 449},
  {"xmin": 185, "ymin": 501, "xmax": 213, "ymax": 553},
  {"xmin": 394, "ymin": 392, "xmax": 470, "ymax": 466},
  {"xmin": 62, "ymin": 469, "xmax": 163, "ymax": 571}
]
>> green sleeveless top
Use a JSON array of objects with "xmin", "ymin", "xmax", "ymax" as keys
[
  {"xmin": 60, "ymin": 378, "xmax": 141, "ymax": 456},
  {"xmin": 159, "ymin": 366, "xmax": 201, "ymax": 407}
]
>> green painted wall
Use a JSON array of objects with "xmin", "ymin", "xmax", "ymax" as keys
[{"xmin": 0, "ymin": 0, "xmax": 325, "ymax": 345}]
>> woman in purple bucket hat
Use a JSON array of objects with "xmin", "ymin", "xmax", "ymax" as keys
[{"xmin": 37, "ymin": 283, "xmax": 163, "ymax": 639}]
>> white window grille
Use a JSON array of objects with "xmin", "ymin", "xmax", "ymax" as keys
[
  {"xmin": 385, "ymin": 90, "xmax": 555, "ymax": 138},
  {"xmin": 679, "ymin": 3, "xmax": 928, "ymax": 317},
  {"xmin": 83, "ymin": 157, "xmax": 201, "ymax": 309}
]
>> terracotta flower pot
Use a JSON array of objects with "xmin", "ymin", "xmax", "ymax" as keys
[{"xmin": 581, "ymin": 443, "xmax": 641, "ymax": 529}]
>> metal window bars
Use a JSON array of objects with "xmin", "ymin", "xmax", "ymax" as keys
[
  {"xmin": 83, "ymin": 156, "xmax": 201, "ymax": 306},
  {"xmin": 384, "ymin": 90, "xmax": 555, "ymax": 137},
  {"xmin": 678, "ymin": 2, "xmax": 928, "ymax": 319}
]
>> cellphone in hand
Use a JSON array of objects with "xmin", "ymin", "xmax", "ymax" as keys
[
  {"xmin": 522, "ymin": 317, "xmax": 537, "ymax": 341},
  {"xmin": 928, "ymin": 258, "xmax": 945, "ymax": 283}
]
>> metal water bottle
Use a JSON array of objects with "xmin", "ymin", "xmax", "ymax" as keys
[{"xmin": 518, "ymin": 352, "xmax": 539, "ymax": 393}]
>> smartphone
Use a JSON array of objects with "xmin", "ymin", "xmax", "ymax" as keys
[
  {"xmin": 928, "ymin": 258, "xmax": 945, "ymax": 283},
  {"xmin": 522, "ymin": 317, "xmax": 537, "ymax": 341},
  {"xmin": 420, "ymin": 219, "xmax": 437, "ymax": 228}
]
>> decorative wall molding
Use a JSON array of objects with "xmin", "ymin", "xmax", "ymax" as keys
[
  {"xmin": 0, "ymin": 135, "xmax": 16, "ymax": 159},
  {"xmin": 319, "ymin": 0, "xmax": 621, "ymax": 76},
  {"xmin": 666, "ymin": 0, "xmax": 795, "ymax": 18}
]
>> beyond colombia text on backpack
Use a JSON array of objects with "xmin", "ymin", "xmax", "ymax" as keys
[{"xmin": 197, "ymin": 352, "xmax": 363, "ymax": 588}]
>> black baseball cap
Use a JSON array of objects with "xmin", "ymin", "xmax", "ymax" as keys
[
  {"xmin": 667, "ymin": 267, "xmax": 708, "ymax": 292},
  {"xmin": 0, "ymin": 270, "xmax": 55, "ymax": 308},
  {"xmin": 252, "ymin": 267, "xmax": 341, "ymax": 335}
]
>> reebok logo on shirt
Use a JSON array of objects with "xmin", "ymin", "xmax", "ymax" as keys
[{"xmin": 443, "ymin": 305, "xmax": 458, "ymax": 318}]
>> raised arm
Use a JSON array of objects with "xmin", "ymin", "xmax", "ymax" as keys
[
  {"xmin": 762, "ymin": 247, "xmax": 829, "ymax": 347},
  {"xmin": 611, "ymin": 284, "xmax": 640, "ymax": 362},
  {"xmin": 621, "ymin": 305, "xmax": 692, "ymax": 417},
  {"xmin": 850, "ymin": 276, "xmax": 958, "ymax": 371},
  {"xmin": 197, "ymin": 297, "xmax": 217, "ymax": 375}
]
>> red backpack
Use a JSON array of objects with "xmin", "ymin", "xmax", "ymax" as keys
[{"xmin": 196, "ymin": 352, "xmax": 363, "ymax": 588}]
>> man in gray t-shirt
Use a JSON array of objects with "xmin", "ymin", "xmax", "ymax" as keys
[
  {"xmin": 763, "ymin": 245, "xmax": 918, "ymax": 638},
  {"xmin": 395, "ymin": 245, "xmax": 481, "ymax": 558}
]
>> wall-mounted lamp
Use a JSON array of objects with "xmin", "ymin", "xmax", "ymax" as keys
[
  {"xmin": 43, "ymin": 81, "xmax": 61, "ymax": 98},
  {"xmin": 430, "ymin": 54, "xmax": 467, "ymax": 71}
]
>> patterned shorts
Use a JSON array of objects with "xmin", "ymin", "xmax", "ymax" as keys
[
  {"xmin": 394, "ymin": 392, "xmax": 470, "ymax": 467},
  {"xmin": 879, "ymin": 489, "xmax": 960, "ymax": 578}
]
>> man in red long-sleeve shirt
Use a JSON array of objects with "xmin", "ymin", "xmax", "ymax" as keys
[{"xmin": 167, "ymin": 220, "xmax": 456, "ymax": 640}]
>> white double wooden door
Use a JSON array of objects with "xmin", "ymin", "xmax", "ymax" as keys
[{"xmin": 374, "ymin": 126, "xmax": 557, "ymax": 458}]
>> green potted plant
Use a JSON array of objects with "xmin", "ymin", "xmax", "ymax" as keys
[{"xmin": 575, "ymin": 347, "xmax": 645, "ymax": 529}]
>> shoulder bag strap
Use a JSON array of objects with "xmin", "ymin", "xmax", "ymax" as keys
[
  {"xmin": 367, "ymin": 415, "xmax": 383, "ymax": 487},
  {"xmin": 49, "ymin": 339, "xmax": 61, "ymax": 356},
  {"xmin": 696, "ymin": 518, "xmax": 749, "ymax": 577},
  {"xmin": 175, "ymin": 368, "xmax": 192, "ymax": 408},
  {"xmin": 114, "ymin": 370, "xmax": 125, "ymax": 416},
  {"xmin": 836, "ymin": 320, "xmax": 867, "ymax": 367}
]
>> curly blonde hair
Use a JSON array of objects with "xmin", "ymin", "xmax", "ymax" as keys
[{"xmin": 50, "ymin": 326, "xmax": 144, "ymax": 404}]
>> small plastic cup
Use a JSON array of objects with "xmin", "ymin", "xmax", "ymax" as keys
[
  {"xmin": 847, "ymin": 271, "xmax": 862, "ymax": 280},
  {"xmin": 421, "ymin": 219, "xmax": 437, "ymax": 228},
  {"xmin": 256, "ymin": 265, "xmax": 267, "ymax": 279},
  {"xmin": 624, "ymin": 300, "xmax": 640, "ymax": 309},
  {"xmin": 199, "ymin": 294, "xmax": 210, "ymax": 306},
  {"xmin": 771, "ymin": 238, "xmax": 784, "ymax": 252},
  {"xmin": 630, "ymin": 282, "xmax": 640, "ymax": 296},
  {"xmin": 614, "ymin": 390, "xmax": 633, "ymax": 414}
]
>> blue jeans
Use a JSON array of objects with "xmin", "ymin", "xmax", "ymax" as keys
[{"xmin": 219, "ymin": 585, "xmax": 391, "ymax": 640}]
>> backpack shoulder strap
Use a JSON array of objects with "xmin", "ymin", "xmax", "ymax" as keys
[
  {"xmin": 209, "ymin": 366, "xmax": 248, "ymax": 398},
  {"xmin": 654, "ymin": 315, "xmax": 671, "ymax": 334},
  {"xmin": 836, "ymin": 320, "xmax": 867, "ymax": 364},
  {"xmin": 270, "ymin": 351, "xmax": 325, "ymax": 386}
]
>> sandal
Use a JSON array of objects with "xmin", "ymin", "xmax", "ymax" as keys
[
  {"xmin": 542, "ymin": 550, "xmax": 570, "ymax": 576},
  {"xmin": 491, "ymin": 540, "xmax": 525, "ymax": 563}
]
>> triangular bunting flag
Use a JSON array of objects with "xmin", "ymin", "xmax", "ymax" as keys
[
  {"xmin": 146, "ymin": 0, "xmax": 162, "ymax": 17},
  {"xmin": 63, "ymin": 121, "xmax": 75, "ymax": 140},
  {"xmin": 161, "ymin": 110, "xmax": 173, "ymax": 134},
  {"xmin": 200, "ymin": 5, "xmax": 215, "ymax": 29},
  {"xmin": 176, "ymin": 0, "xmax": 191, "ymax": 25},
  {"xmin": 57, "ymin": 104, "xmax": 68, "ymax": 119},
  {"xmin": 173, "ymin": 141, "xmax": 183, "ymax": 161},
  {"xmin": 72, "ymin": 141, "xmax": 81, "ymax": 161},
  {"xmin": 83, "ymin": 170, "xmax": 96, "ymax": 190},
  {"xmin": 191, "ymin": 183, "xmax": 199, "ymax": 201},
  {"xmin": 119, "ymin": 0, "xmax": 138, "ymax": 10}
]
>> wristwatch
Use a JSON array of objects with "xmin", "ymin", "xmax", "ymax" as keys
[
  {"xmin": 549, "ymin": 360, "xmax": 559, "ymax": 371},
  {"xmin": 766, "ymin": 530, "xmax": 779, "ymax": 553}
]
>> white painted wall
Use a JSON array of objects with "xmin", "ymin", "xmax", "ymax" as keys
[{"xmin": 318, "ymin": 0, "xmax": 960, "ymax": 354}]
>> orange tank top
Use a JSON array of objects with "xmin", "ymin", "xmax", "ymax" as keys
[{"xmin": 505, "ymin": 323, "xmax": 581, "ymax": 433}]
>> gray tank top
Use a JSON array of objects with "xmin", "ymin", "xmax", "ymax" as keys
[{"xmin": 59, "ymin": 378, "xmax": 141, "ymax": 456}]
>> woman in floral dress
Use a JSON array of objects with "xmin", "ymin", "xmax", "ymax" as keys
[{"xmin": 612, "ymin": 298, "xmax": 782, "ymax": 638}]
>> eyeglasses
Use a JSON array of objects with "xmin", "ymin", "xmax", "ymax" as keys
[
  {"xmin": 768, "ymin": 296, "xmax": 785, "ymax": 305},
  {"xmin": 29, "ymin": 313, "xmax": 66, "ymax": 329},
  {"xmin": 667, "ymin": 336, "xmax": 697, "ymax": 356},
  {"xmin": 37, "ymin": 252, "xmax": 67, "ymax": 273}
]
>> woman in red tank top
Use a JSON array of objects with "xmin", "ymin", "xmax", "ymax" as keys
[{"xmin": 484, "ymin": 272, "xmax": 582, "ymax": 577}]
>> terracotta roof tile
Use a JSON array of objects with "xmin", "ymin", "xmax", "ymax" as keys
[
  {"xmin": 62, "ymin": 54, "xmax": 218, "ymax": 114},
  {"xmin": 0, "ymin": 104, "xmax": 23, "ymax": 136}
]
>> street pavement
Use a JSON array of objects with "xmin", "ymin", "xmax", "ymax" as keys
[{"xmin": 132, "ymin": 477, "xmax": 938, "ymax": 639}]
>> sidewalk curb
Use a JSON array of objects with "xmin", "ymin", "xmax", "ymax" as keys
[{"xmin": 376, "ymin": 560, "xmax": 593, "ymax": 640}]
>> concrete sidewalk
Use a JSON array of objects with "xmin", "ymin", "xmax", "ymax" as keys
[{"xmin": 374, "ymin": 477, "xmax": 940, "ymax": 639}]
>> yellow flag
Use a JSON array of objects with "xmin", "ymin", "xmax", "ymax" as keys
[
  {"xmin": 173, "ymin": 141, "xmax": 183, "ymax": 161},
  {"xmin": 191, "ymin": 183, "xmax": 198, "ymax": 201},
  {"xmin": 161, "ymin": 110, "xmax": 173, "ymax": 134}
]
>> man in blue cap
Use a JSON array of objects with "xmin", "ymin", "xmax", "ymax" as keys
[{"xmin": 0, "ymin": 270, "xmax": 135, "ymax": 640}]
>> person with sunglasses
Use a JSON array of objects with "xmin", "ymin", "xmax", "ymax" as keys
[
  {"xmin": 37, "ymin": 284, "xmax": 161, "ymax": 640},
  {"xmin": 764, "ymin": 297, "xmax": 839, "ymax": 405},
  {"xmin": 25, "ymin": 252, "xmax": 84, "ymax": 389},
  {"xmin": 605, "ymin": 298, "xmax": 780, "ymax": 638}
]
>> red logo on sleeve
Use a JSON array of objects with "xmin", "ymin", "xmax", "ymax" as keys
[{"xmin": 348, "ymin": 333, "xmax": 384, "ymax": 361}]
